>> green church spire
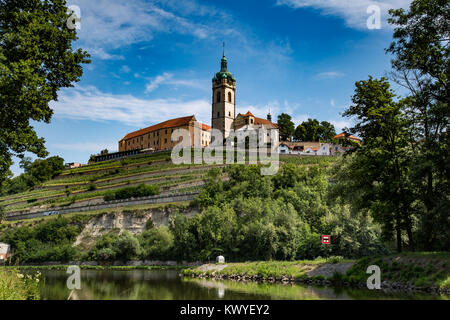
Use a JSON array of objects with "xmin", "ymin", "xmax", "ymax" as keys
[
  {"xmin": 213, "ymin": 42, "xmax": 235, "ymax": 83},
  {"xmin": 221, "ymin": 42, "xmax": 228, "ymax": 72}
]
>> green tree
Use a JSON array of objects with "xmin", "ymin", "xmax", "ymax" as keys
[
  {"xmin": 0, "ymin": 0, "xmax": 90, "ymax": 185},
  {"xmin": 114, "ymin": 231, "xmax": 142, "ymax": 261},
  {"xmin": 294, "ymin": 119, "xmax": 336, "ymax": 142},
  {"xmin": 139, "ymin": 226, "xmax": 174, "ymax": 260},
  {"xmin": 277, "ymin": 113, "xmax": 295, "ymax": 141},
  {"xmin": 294, "ymin": 119, "xmax": 320, "ymax": 141},
  {"xmin": 318, "ymin": 121, "xmax": 337, "ymax": 142},
  {"xmin": 387, "ymin": 0, "xmax": 449, "ymax": 250},
  {"xmin": 341, "ymin": 77, "xmax": 414, "ymax": 252}
]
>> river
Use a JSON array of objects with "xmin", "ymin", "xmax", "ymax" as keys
[{"xmin": 31, "ymin": 269, "xmax": 447, "ymax": 300}]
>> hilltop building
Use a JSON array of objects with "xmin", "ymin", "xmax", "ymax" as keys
[
  {"xmin": 333, "ymin": 132, "xmax": 361, "ymax": 144},
  {"xmin": 119, "ymin": 116, "xmax": 211, "ymax": 152},
  {"xmin": 119, "ymin": 46, "xmax": 277, "ymax": 152}
]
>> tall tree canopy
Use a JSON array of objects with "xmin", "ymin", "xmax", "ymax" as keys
[
  {"xmin": 277, "ymin": 113, "xmax": 295, "ymax": 141},
  {"xmin": 339, "ymin": 77, "xmax": 414, "ymax": 252},
  {"xmin": 294, "ymin": 119, "xmax": 336, "ymax": 142},
  {"xmin": 0, "ymin": 0, "xmax": 90, "ymax": 185},
  {"xmin": 387, "ymin": 0, "xmax": 449, "ymax": 250}
]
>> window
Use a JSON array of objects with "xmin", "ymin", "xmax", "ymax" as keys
[
  {"xmin": 165, "ymin": 129, "xmax": 167, "ymax": 134},
  {"xmin": 228, "ymin": 92, "xmax": 232, "ymax": 102},
  {"xmin": 217, "ymin": 112, "xmax": 220, "ymax": 117},
  {"xmin": 164, "ymin": 138, "xmax": 167, "ymax": 143},
  {"xmin": 251, "ymin": 119, "xmax": 254, "ymax": 124},
  {"xmin": 216, "ymin": 92, "xmax": 221, "ymax": 102},
  {"xmin": 229, "ymin": 111, "xmax": 231, "ymax": 117}
]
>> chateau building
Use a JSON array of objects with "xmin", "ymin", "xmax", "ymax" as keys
[
  {"xmin": 118, "ymin": 115, "xmax": 211, "ymax": 152},
  {"xmin": 118, "ymin": 47, "xmax": 277, "ymax": 152}
]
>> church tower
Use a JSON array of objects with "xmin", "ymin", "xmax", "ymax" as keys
[{"xmin": 212, "ymin": 44, "xmax": 236, "ymax": 140}]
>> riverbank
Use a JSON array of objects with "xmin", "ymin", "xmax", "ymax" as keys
[
  {"xmin": 182, "ymin": 253, "xmax": 450, "ymax": 294},
  {"xmin": 7, "ymin": 264, "xmax": 189, "ymax": 271}
]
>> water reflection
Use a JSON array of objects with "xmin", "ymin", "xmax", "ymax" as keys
[{"xmin": 28, "ymin": 269, "xmax": 447, "ymax": 301}]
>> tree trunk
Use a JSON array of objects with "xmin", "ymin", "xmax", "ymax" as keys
[
  {"xmin": 406, "ymin": 220, "xmax": 415, "ymax": 252},
  {"xmin": 396, "ymin": 214, "xmax": 402, "ymax": 253}
]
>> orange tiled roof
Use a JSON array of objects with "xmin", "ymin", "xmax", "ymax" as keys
[
  {"xmin": 334, "ymin": 132, "xmax": 361, "ymax": 141},
  {"xmin": 239, "ymin": 111, "xmax": 278, "ymax": 128},
  {"xmin": 201, "ymin": 123, "xmax": 212, "ymax": 131},
  {"xmin": 121, "ymin": 115, "xmax": 196, "ymax": 141},
  {"xmin": 254, "ymin": 117, "xmax": 278, "ymax": 127}
]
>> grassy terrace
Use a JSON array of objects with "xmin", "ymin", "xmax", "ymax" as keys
[
  {"xmin": 1, "ymin": 151, "xmax": 338, "ymax": 216},
  {"xmin": 0, "ymin": 201, "xmax": 192, "ymax": 227},
  {"xmin": 4, "ymin": 175, "xmax": 204, "ymax": 213}
]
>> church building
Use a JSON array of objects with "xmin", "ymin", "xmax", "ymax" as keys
[{"xmin": 118, "ymin": 47, "xmax": 278, "ymax": 152}]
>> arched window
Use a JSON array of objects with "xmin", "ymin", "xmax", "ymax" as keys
[
  {"xmin": 228, "ymin": 92, "xmax": 232, "ymax": 102},
  {"xmin": 216, "ymin": 92, "xmax": 221, "ymax": 103}
]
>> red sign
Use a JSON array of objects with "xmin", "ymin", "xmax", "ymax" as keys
[{"xmin": 322, "ymin": 235, "xmax": 331, "ymax": 244}]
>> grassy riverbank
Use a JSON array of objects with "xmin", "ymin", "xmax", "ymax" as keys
[
  {"xmin": 183, "ymin": 252, "xmax": 450, "ymax": 292},
  {"xmin": 7, "ymin": 265, "xmax": 188, "ymax": 271}
]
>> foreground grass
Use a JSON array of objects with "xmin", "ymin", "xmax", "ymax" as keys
[
  {"xmin": 339, "ymin": 252, "xmax": 450, "ymax": 289},
  {"xmin": 0, "ymin": 268, "xmax": 40, "ymax": 300}
]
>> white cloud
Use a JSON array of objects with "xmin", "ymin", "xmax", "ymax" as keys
[
  {"xmin": 276, "ymin": 0, "xmax": 412, "ymax": 29},
  {"xmin": 330, "ymin": 99, "xmax": 335, "ymax": 107},
  {"xmin": 329, "ymin": 119, "xmax": 351, "ymax": 132},
  {"xmin": 121, "ymin": 65, "xmax": 131, "ymax": 73},
  {"xmin": 50, "ymin": 86, "xmax": 211, "ymax": 127},
  {"xmin": 68, "ymin": 0, "xmax": 237, "ymax": 60},
  {"xmin": 316, "ymin": 71, "xmax": 345, "ymax": 79},
  {"xmin": 86, "ymin": 48, "xmax": 124, "ymax": 60},
  {"xmin": 145, "ymin": 73, "xmax": 174, "ymax": 93},
  {"xmin": 145, "ymin": 72, "xmax": 208, "ymax": 93}
]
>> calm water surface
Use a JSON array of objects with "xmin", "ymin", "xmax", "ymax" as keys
[{"xmin": 31, "ymin": 269, "xmax": 447, "ymax": 300}]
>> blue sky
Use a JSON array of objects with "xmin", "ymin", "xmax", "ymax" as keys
[{"xmin": 12, "ymin": 0, "xmax": 412, "ymax": 176}]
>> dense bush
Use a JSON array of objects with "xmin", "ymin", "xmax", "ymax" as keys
[
  {"xmin": 104, "ymin": 184, "xmax": 160, "ymax": 201},
  {"xmin": 0, "ymin": 215, "xmax": 83, "ymax": 263},
  {"xmin": 87, "ymin": 228, "xmax": 173, "ymax": 262},
  {"xmin": 1, "ymin": 156, "xmax": 65, "ymax": 195},
  {"xmin": 172, "ymin": 164, "xmax": 388, "ymax": 261},
  {"xmin": 138, "ymin": 226, "xmax": 174, "ymax": 260}
]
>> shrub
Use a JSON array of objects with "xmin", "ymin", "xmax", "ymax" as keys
[
  {"xmin": 139, "ymin": 227, "xmax": 174, "ymax": 260},
  {"xmin": 103, "ymin": 184, "xmax": 160, "ymax": 201},
  {"xmin": 0, "ymin": 270, "xmax": 40, "ymax": 300},
  {"xmin": 88, "ymin": 184, "xmax": 97, "ymax": 191}
]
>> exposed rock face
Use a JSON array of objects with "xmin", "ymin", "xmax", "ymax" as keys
[{"xmin": 74, "ymin": 206, "xmax": 198, "ymax": 248}]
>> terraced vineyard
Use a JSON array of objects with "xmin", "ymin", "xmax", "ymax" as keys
[
  {"xmin": 0, "ymin": 151, "xmax": 337, "ymax": 221},
  {"xmin": 0, "ymin": 152, "xmax": 226, "ymax": 218}
]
